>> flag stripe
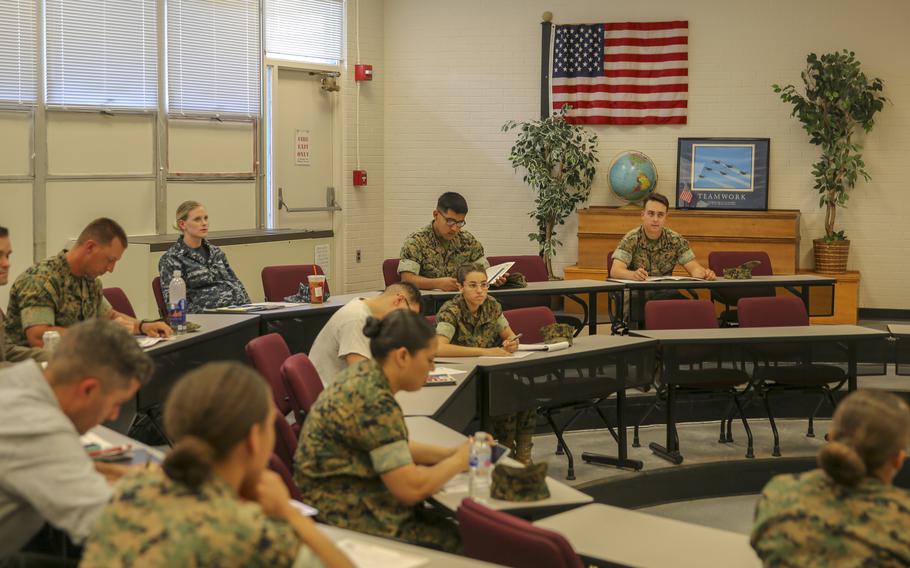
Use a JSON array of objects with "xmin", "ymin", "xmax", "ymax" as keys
[
  {"xmin": 603, "ymin": 67, "xmax": 688, "ymax": 78},
  {"xmin": 553, "ymin": 83, "xmax": 688, "ymax": 94},
  {"xmin": 560, "ymin": 106, "xmax": 687, "ymax": 117},
  {"xmin": 553, "ymin": 99, "xmax": 688, "ymax": 109},
  {"xmin": 605, "ymin": 28, "xmax": 689, "ymax": 39},
  {"xmin": 605, "ymin": 44, "xmax": 688, "ymax": 55},
  {"xmin": 603, "ymin": 21, "xmax": 688, "ymax": 31},
  {"xmin": 604, "ymin": 52, "xmax": 688, "ymax": 63},
  {"xmin": 564, "ymin": 115, "xmax": 688, "ymax": 125},
  {"xmin": 604, "ymin": 36, "xmax": 689, "ymax": 47}
]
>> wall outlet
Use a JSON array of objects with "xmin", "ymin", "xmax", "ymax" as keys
[{"xmin": 356, "ymin": 249, "xmax": 362, "ymax": 263}]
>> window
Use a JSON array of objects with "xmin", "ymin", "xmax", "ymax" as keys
[
  {"xmin": 0, "ymin": 0, "xmax": 37, "ymax": 105},
  {"xmin": 46, "ymin": 0, "xmax": 157, "ymax": 110},
  {"xmin": 265, "ymin": 0, "xmax": 343, "ymax": 65},
  {"xmin": 168, "ymin": 0, "xmax": 261, "ymax": 116}
]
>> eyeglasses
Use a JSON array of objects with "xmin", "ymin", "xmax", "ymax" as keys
[
  {"xmin": 463, "ymin": 281, "xmax": 489, "ymax": 291},
  {"xmin": 437, "ymin": 210, "xmax": 466, "ymax": 228}
]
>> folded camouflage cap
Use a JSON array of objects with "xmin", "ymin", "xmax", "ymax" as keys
[
  {"xmin": 723, "ymin": 260, "xmax": 761, "ymax": 280},
  {"xmin": 540, "ymin": 323, "xmax": 574, "ymax": 346},
  {"xmin": 284, "ymin": 281, "xmax": 332, "ymax": 303},
  {"xmin": 490, "ymin": 462, "xmax": 550, "ymax": 501}
]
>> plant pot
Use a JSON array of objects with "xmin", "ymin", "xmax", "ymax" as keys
[{"xmin": 813, "ymin": 239, "xmax": 850, "ymax": 274}]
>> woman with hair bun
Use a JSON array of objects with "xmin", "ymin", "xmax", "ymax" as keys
[
  {"xmin": 751, "ymin": 389, "xmax": 910, "ymax": 566},
  {"xmin": 80, "ymin": 362, "xmax": 351, "ymax": 568},
  {"xmin": 295, "ymin": 309, "xmax": 469, "ymax": 553}
]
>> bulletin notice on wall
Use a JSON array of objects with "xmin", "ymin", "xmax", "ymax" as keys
[{"xmin": 295, "ymin": 130, "xmax": 310, "ymax": 166}]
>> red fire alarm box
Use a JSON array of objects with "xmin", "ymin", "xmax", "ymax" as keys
[
  {"xmin": 353, "ymin": 170, "xmax": 368, "ymax": 186},
  {"xmin": 354, "ymin": 64, "xmax": 373, "ymax": 81}
]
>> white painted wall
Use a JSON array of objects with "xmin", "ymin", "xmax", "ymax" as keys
[{"xmin": 382, "ymin": 0, "xmax": 910, "ymax": 309}]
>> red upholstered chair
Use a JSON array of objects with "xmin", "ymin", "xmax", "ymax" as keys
[
  {"xmin": 425, "ymin": 315, "xmax": 436, "ymax": 325},
  {"xmin": 503, "ymin": 306, "xmax": 557, "ymax": 344},
  {"xmin": 280, "ymin": 353, "xmax": 324, "ymax": 416},
  {"xmin": 103, "ymin": 287, "xmax": 136, "ymax": 318},
  {"xmin": 268, "ymin": 453, "xmax": 303, "ymax": 501},
  {"xmin": 606, "ymin": 250, "xmax": 615, "ymax": 277},
  {"xmin": 738, "ymin": 295, "xmax": 846, "ymax": 456},
  {"xmin": 246, "ymin": 334, "xmax": 298, "ymax": 433},
  {"xmin": 708, "ymin": 251, "xmax": 774, "ymax": 325},
  {"xmin": 636, "ymin": 300, "xmax": 755, "ymax": 459},
  {"xmin": 457, "ymin": 499, "xmax": 584, "ymax": 568},
  {"xmin": 152, "ymin": 276, "xmax": 167, "ymax": 318},
  {"xmin": 382, "ymin": 258, "xmax": 401, "ymax": 287},
  {"xmin": 272, "ymin": 411, "xmax": 300, "ymax": 475},
  {"xmin": 261, "ymin": 265, "xmax": 328, "ymax": 302}
]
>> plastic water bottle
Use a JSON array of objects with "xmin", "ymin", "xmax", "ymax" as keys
[
  {"xmin": 167, "ymin": 270, "xmax": 187, "ymax": 333},
  {"xmin": 468, "ymin": 431, "xmax": 492, "ymax": 501}
]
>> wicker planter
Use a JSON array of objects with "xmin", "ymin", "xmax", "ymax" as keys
[{"xmin": 813, "ymin": 239, "xmax": 850, "ymax": 274}]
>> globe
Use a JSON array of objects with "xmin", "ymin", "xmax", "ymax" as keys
[{"xmin": 608, "ymin": 151, "xmax": 658, "ymax": 204}]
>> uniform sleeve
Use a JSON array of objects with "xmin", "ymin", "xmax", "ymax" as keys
[
  {"xmin": 495, "ymin": 314, "xmax": 509, "ymax": 333},
  {"xmin": 252, "ymin": 516, "xmax": 306, "ymax": 567},
  {"xmin": 466, "ymin": 234, "xmax": 490, "ymax": 269},
  {"xmin": 612, "ymin": 232, "xmax": 636, "ymax": 267},
  {"xmin": 353, "ymin": 395, "xmax": 412, "ymax": 474},
  {"xmin": 97, "ymin": 286, "xmax": 113, "ymax": 318},
  {"xmin": 215, "ymin": 248, "xmax": 252, "ymax": 304},
  {"xmin": 675, "ymin": 235, "xmax": 696, "ymax": 266},
  {"xmin": 158, "ymin": 251, "xmax": 179, "ymax": 306},
  {"xmin": 397, "ymin": 233, "xmax": 423, "ymax": 275},
  {"xmin": 17, "ymin": 274, "xmax": 59, "ymax": 330},
  {"xmin": 435, "ymin": 302, "xmax": 458, "ymax": 341}
]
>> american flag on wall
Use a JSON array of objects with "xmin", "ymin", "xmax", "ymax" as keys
[{"xmin": 551, "ymin": 21, "xmax": 689, "ymax": 125}]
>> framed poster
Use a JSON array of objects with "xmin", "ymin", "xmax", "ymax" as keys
[{"xmin": 675, "ymin": 138, "xmax": 769, "ymax": 211}]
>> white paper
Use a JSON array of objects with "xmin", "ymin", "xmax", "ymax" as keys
[
  {"xmin": 440, "ymin": 472, "xmax": 470, "ymax": 494},
  {"xmin": 336, "ymin": 539, "xmax": 428, "ymax": 568},
  {"xmin": 430, "ymin": 366, "xmax": 468, "ymax": 376},
  {"xmin": 288, "ymin": 499, "xmax": 318, "ymax": 517},
  {"xmin": 295, "ymin": 130, "xmax": 310, "ymax": 165},
  {"xmin": 480, "ymin": 351, "xmax": 533, "ymax": 360},
  {"xmin": 80, "ymin": 432, "xmax": 112, "ymax": 449},
  {"xmin": 486, "ymin": 261, "xmax": 514, "ymax": 283},
  {"xmin": 136, "ymin": 336, "xmax": 169, "ymax": 348},
  {"xmin": 517, "ymin": 341, "xmax": 570, "ymax": 352},
  {"xmin": 608, "ymin": 276, "xmax": 704, "ymax": 284},
  {"xmin": 314, "ymin": 244, "xmax": 331, "ymax": 279},
  {"xmin": 247, "ymin": 301, "xmax": 304, "ymax": 308}
]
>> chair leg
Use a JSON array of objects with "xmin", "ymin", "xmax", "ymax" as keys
[
  {"xmin": 718, "ymin": 401, "xmax": 735, "ymax": 443},
  {"xmin": 553, "ymin": 408, "xmax": 585, "ymax": 455},
  {"xmin": 593, "ymin": 405, "xmax": 620, "ymax": 443},
  {"xmin": 807, "ymin": 395, "xmax": 826, "ymax": 438},
  {"xmin": 732, "ymin": 394, "xmax": 755, "ymax": 459},
  {"xmin": 633, "ymin": 398, "xmax": 661, "ymax": 448},
  {"xmin": 543, "ymin": 411, "xmax": 576, "ymax": 481},
  {"xmin": 760, "ymin": 390, "xmax": 781, "ymax": 457}
]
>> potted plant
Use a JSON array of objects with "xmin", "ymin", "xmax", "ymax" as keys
[
  {"xmin": 502, "ymin": 105, "xmax": 599, "ymax": 279},
  {"xmin": 773, "ymin": 50, "xmax": 887, "ymax": 273}
]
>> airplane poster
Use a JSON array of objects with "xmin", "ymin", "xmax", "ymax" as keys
[{"xmin": 675, "ymin": 138, "xmax": 769, "ymax": 211}]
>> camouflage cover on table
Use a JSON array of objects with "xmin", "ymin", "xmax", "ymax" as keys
[
  {"xmin": 540, "ymin": 323, "xmax": 574, "ymax": 346},
  {"xmin": 723, "ymin": 260, "xmax": 761, "ymax": 280},
  {"xmin": 490, "ymin": 462, "xmax": 550, "ymax": 502}
]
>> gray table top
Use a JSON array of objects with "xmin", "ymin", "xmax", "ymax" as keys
[
  {"xmin": 420, "ymin": 278, "xmax": 623, "ymax": 298},
  {"xmin": 465, "ymin": 333, "xmax": 656, "ymax": 371},
  {"xmin": 256, "ymin": 290, "xmax": 382, "ymax": 318},
  {"xmin": 611, "ymin": 273, "xmax": 836, "ymax": 290},
  {"xmin": 888, "ymin": 324, "xmax": 910, "ymax": 337},
  {"xmin": 405, "ymin": 417, "xmax": 592, "ymax": 514},
  {"xmin": 632, "ymin": 324, "xmax": 887, "ymax": 344},
  {"xmin": 143, "ymin": 313, "xmax": 260, "ymax": 355},
  {"xmin": 396, "ymin": 362, "xmax": 477, "ymax": 417},
  {"xmin": 534, "ymin": 503, "xmax": 760, "ymax": 568}
]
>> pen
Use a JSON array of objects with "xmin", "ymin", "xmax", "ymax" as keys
[
  {"xmin": 87, "ymin": 445, "xmax": 132, "ymax": 458},
  {"xmin": 505, "ymin": 333, "xmax": 523, "ymax": 344}
]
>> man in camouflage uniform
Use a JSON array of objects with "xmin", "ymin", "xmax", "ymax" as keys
[
  {"xmin": 398, "ymin": 192, "xmax": 506, "ymax": 291},
  {"xmin": 4, "ymin": 218, "xmax": 171, "ymax": 347},
  {"xmin": 436, "ymin": 293, "xmax": 536, "ymax": 464},
  {"xmin": 751, "ymin": 468, "xmax": 910, "ymax": 566},
  {"xmin": 158, "ymin": 235, "xmax": 251, "ymax": 313},
  {"xmin": 295, "ymin": 358, "xmax": 463, "ymax": 553},
  {"xmin": 0, "ymin": 226, "xmax": 47, "ymax": 367}
]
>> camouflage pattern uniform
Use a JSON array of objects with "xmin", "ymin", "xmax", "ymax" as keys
[
  {"xmin": 80, "ymin": 468, "xmax": 318, "ymax": 568},
  {"xmin": 294, "ymin": 359, "xmax": 460, "ymax": 553},
  {"xmin": 397, "ymin": 224, "xmax": 489, "ymax": 278},
  {"xmin": 435, "ymin": 295, "xmax": 536, "ymax": 462},
  {"xmin": 4, "ymin": 251, "xmax": 113, "ymax": 346},
  {"xmin": 158, "ymin": 237, "xmax": 251, "ymax": 313},
  {"xmin": 613, "ymin": 226, "xmax": 696, "ymax": 277},
  {"xmin": 751, "ymin": 469, "xmax": 910, "ymax": 567},
  {"xmin": 0, "ymin": 312, "xmax": 47, "ymax": 368}
]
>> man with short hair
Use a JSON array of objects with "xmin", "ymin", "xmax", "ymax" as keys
[
  {"xmin": 309, "ymin": 282, "xmax": 422, "ymax": 386},
  {"xmin": 610, "ymin": 193, "xmax": 716, "ymax": 281},
  {"xmin": 0, "ymin": 318, "xmax": 154, "ymax": 557},
  {"xmin": 398, "ymin": 192, "xmax": 505, "ymax": 291},
  {"xmin": 0, "ymin": 226, "xmax": 47, "ymax": 367},
  {"xmin": 4, "ymin": 218, "xmax": 172, "ymax": 347}
]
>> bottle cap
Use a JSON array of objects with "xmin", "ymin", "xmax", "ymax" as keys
[{"xmin": 174, "ymin": 270, "xmax": 182, "ymax": 277}]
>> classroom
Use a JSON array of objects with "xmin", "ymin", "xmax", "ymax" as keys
[{"xmin": 2, "ymin": 0, "xmax": 910, "ymax": 566}]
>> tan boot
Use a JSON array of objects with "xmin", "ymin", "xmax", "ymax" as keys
[{"xmin": 515, "ymin": 432, "xmax": 534, "ymax": 465}]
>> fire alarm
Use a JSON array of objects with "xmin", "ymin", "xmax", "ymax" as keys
[
  {"xmin": 354, "ymin": 64, "xmax": 373, "ymax": 81},
  {"xmin": 353, "ymin": 170, "xmax": 368, "ymax": 186}
]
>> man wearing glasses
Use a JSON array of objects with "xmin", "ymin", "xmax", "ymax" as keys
[{"xmin": 398, "ymin": 192, "xmax": 505, "ymax": 291}]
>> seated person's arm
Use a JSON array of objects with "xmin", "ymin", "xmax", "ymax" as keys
[
  {"xmin": 610, "ymin": 259, "xmax": 648, "ymax": 281},
  {"xmin": 338, "ymin": 318, "xmax": 371, "ymax": 368},
  {"xmin": 683, "ymin": 260, "xmax": 716, "ymax": 280},
  {"xmin": 400, "ymin": 271, "xmax": 458, "ymax": 292},
  {"xmin": 435, "ymin": 334, "xmax": 510, "ymax": 358},
  {"xmin": 381, "ymin": 442, "xmax": 470, "ymax": 505},
  {"xmin": 344, "ymin": 353, "xmax": 367, "ymax": 365},
  {"xmin": 409, "ymin": 440, "xmax": 458, "ymax": 466},
  {"xmin": 107, "ymin": 309, "xmax": 173, "ymax": 338},
  {"xmin": 24, "ymin": 324, "xmax": 68, "ymax": 348}
]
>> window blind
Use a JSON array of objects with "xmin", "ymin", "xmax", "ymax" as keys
[
  {"xmin": 0, "ymin": 0, "xmax": 37, "ymax": 105},
  {"xmin": 46, "ymin": 0, "xmax": 157, "ymax": 110},
  {"xmin": 168, "ymin": 0, "xmax": 261, "ymax": 116},
  {"xmin": 265, "ymin": 0, "xmax": 343, "ymax": 65}
]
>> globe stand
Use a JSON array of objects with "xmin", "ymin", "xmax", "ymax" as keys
[{"xmin": 618, "ymin": 201, "xmax": 644, "ymax": 210}]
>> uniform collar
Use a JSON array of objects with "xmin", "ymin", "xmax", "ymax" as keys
[
  {"xmin": 638, "ymin": 226, "xmax": 668, "ymax": 251},
  {"xmin": 175, "ymin": 236, "xmax": 211, "ymax": 260}
]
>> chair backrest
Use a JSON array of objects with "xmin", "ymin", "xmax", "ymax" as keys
[
  {"xmin": 281, "ymin": 353, "xmax": 324, "ymax": 415},
  {"xmin": 103, "ymin": 287, "xmax": 136, "ymax": 318},
  {"xmin": 645, "ymin": 299, "xmax": 718, "ymax": 331},
  {"xmin": 382, "ymin": 258, "xmax": 401, "ymax": 287},
  {"xmin": 261, "ymin": 264, "xmax": 328, "ymax": 302},
  {"xmin": 457, "ymin": 499, "xmax": 584, "ymax": 568},
  {"xmin": 487, "ymin": 255, "xmax": 548, "ymax": 283},
  {"xmin": 152, "ymin": 276, "xmax": 167, "ymax": 318},
  {"xmin": 607, "ymin": 250, "xmax": 615, "ymax": 277},
  {"xmin": 272, "ymin": 410, "xmax": 300, "ymax": 477},
  {"xmin": 268, "ymin": 453, "xmax": 303, "ymax": 501},
  {"xmin": 504, "ymin": 307, "xmax": 558, "ymax": 344},
  {"xmin": 425, "ymin": 315, "xmax": 437, "ymax": 325},
  {"xmin": 245, "ymin": 334, "xmax": 294, "ymax": 415},
  {"xmin": 737, "ymin": 295, "xmax": 809, "ymax": 328}
]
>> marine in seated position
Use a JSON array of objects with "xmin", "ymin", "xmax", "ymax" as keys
[
  {"xmin": 4, "ymin": 218, "xmax": 172, "ymax": 347},
  {"xmin": 0, "ymin": 226, "xmax": 47, "ymax": 367},
  {"xmin": 609, "ymin": 193, "xmax": 716, "ymax": 282},
  {"xmin": 158, "ymin": 200, "xmax": 252, "ymax": 313},
  {"xmin": 398, "ymin": 191, "xmax": 506, "ymax": 291}
]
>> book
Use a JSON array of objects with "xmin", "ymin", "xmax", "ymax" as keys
[
  {"xmin": 608, "ymin": 275, "xmax": 704, "ymax": 284},
  {"xmin": 425, "ymin": 374, "xmax": 457, "ymax": 387},
  {"xmin": 486, "ymin": 261, "xmax": 515, "ymax": 283}
]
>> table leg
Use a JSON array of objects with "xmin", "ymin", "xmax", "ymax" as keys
[
  {"xmin": 649, "ymin": 347, "xmax": 683, "ymax": 464},
  {"xmin": 582, "ymin": 352, "xmax": 644, "ymax": 471},
  {"xmin": 848, "ymin": 341, "xmax": 858, "ymax": 391},
  {"xmin": 589, "ymin": 291, "xmax": 598, "ymax": 335}
]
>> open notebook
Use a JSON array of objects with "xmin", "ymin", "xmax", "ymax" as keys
[{"xmin": 608, "ymin": 275, "xmax": 704, "ymax": 283}]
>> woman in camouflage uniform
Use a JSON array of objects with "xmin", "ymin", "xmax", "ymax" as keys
[
  {"xmin": 295, "ymin": 310, "xmax": 469, "ymax": 553},
  {"xmin": 81, "ymin": 362, "xmax": 351, "ymax": 568},
  {"xmin": 752, "ymin": 389, "xmax": 910, "ymax": 567},
  {"xmin": 434, "ymin": 264, "xmax": 535, "ymax": 464}
]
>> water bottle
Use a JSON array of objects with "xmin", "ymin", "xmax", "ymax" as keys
[
  {"xmin": 42, "ymin": 330, "xmax": 61, "ymax": 353},
  {"xmin": 468, "ymin": 431, "xmax": 492, "ymax": 501},
  {"xmin": 167, "ymin": 270, "xmax": 187, "ymax": 333}
]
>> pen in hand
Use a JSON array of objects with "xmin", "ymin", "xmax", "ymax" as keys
[{"xmin": 504, "ymin": 333, "xmax": 523, "ymax": 345}]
